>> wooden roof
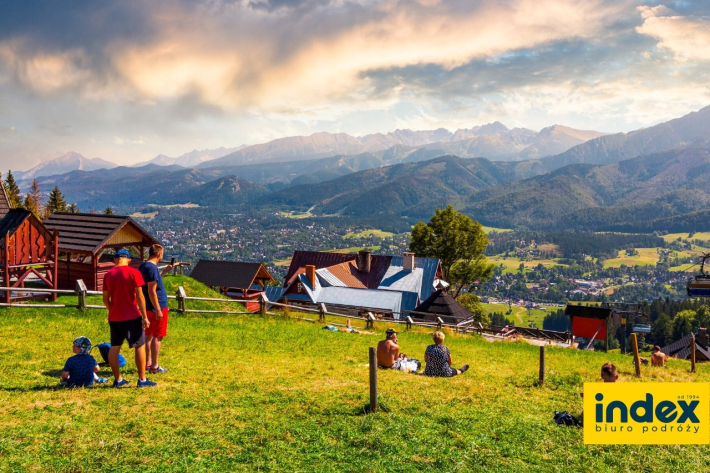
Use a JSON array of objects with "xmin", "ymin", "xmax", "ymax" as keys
[
  {"xmin": 413, "ymin": 289, "xmax": 473, "ymax": 323},
  {"xmin": 0, "ymin": 209, "xmax": 36, "ymax": 247},
  {"xmin": 44, "ymin": 212, "xmax": 159, "ymax": 255},
  {"xmin": 284, "ymin": 250, "xmax": 392, "ymax": 288},
  {"xmin": 0, "ymin": 180, "xmax": 11, "ymax": 220},
  {"xmin": 190, "ymin": 259, "xmax": 275, "ymax": 290}
]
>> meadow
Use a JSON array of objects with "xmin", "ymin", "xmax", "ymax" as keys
[
  {"xmin": 480, "ymin": 302, "xmax": 557, "ymax": 327},
  {"xmin": 1, "ymin": 277, "xmax": 709, "ymax": 471}
]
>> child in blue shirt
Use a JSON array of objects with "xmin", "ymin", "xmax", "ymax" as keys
[{"xmin": 61, "ymin": 337, "xmax": 107, "ymax": 387}]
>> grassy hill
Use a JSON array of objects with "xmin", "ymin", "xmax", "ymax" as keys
[{"xmin": 1, "ymin": 278, "xmax": 709, "ymax": 471}]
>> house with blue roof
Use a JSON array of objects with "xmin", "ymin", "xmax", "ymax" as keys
[{"xmin": 266, "ymin": 250, "xmax": 444, "ymax": 319}]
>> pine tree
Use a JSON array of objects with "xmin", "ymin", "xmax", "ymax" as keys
[
  {"xmin": 45, "ymin": 186, "xmax": 67, "ymax": 215},
  {"xmin": 4, "ymin": 170, "xmax": 21, "ymax": 208},
  {"xmin": 103, "ymin": 206, "xmax": 114, "ymax": 215},
  {"xmin": 23, "ymin": 193, "xmax": 39, "ymax": 218},
  {"xmin": 69, "ymin": 203, "xmax": 79, "ymax": 214}
]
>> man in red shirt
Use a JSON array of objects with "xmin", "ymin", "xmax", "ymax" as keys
[{"xmin": 102, "ymin": 248, "xmax": 157, "ymax": 388}]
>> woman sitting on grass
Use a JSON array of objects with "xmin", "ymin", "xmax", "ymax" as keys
[{"xmin": 424, "ymin": 331, "xmax": 469, "ymax": 377}]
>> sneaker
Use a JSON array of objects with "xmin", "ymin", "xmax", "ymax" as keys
[
  {"xmin": 459, "ymin": 364, "xmax": 470, "ymax": 374},
  {"xmin": 112, "ymin": 378, "xmax": 130, "ymax": 388},
  {"xmin": 96, "ymin": 377, "xmax": 109, "ymax": 384},
  {"xmin": 137, "ymin": 378, "xmax": 157, "ymax": 388},
  {"xmin": 149, "ymin": 366, "xmax": 168, "ymax": 374}
]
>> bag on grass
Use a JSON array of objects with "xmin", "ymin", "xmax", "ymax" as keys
[
  {"xmin": 96, "ymin": 342, "xmax": 127, "ymax": 367},
  {"xmin": 553, "ymin": 411, "xmax": 582, "ymax": 427}
]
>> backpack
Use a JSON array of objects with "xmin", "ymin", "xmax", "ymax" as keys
[
  {"xmin": 95, "ymin": 343, "xmax": 127, "ymax": 368},
  {"xmin": 553, "ymin": 411, "xmax": 582, "ymax": 427}
]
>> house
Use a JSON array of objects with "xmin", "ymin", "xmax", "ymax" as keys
[
  {"xmin": 189, "ymin": 259, "xmax": 276, "ymax": 312},
  {"xmin": 661, "ymin": 329, "xmax": 710, "ymax": 362},
  {"xmin": 411, "ymin": 289, "xmax": 474, "ymax": 325},
  {"xmin": 269, "ymin": 250, "xmax": 443, "ymax": 319},
  {"xmin": 0, "ymin": 209, "xmax": 58, "ymax": 302},
  {"xmin": 44, "ymin": 213, "xmax": 160, "ymax": 291}
]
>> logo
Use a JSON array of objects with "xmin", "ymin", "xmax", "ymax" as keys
[{"xmin": 583, "ymin": 382, "xmax": 710, "ymax": 444}]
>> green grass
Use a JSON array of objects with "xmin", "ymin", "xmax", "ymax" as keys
[
  {"xmin": 277, "ymin": 211, "xmax": 313, "ymax": 219},
  {"xmin": 2, "ymin": 279, "xmax": 709, "ymax": 471},
  {"xmin": 482, "ymin": 225, "xmax": 512, "ymax": 234},
  {"xmin": 481, "ymin": 302, "xmax": 556, "ymax": 327},
  {"xmin": 603, "ymin": 248, "xmax": 660, "ymax": 268},
  {"xmin": 343, "ymin": 229, "xmax": 394, "ymax": 239},
  {"xmin": 489, "ymin": 255, "xmax": 566, "ymax": 274}
]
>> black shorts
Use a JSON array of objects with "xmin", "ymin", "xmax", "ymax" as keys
[{"xmin": 109, "ymin": 317, "xmax": 146, "ymax": 348}]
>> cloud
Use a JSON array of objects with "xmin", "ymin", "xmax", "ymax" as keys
[{"xmin": 636, "ymin": 5, "xmax": 710, "ymax": 61}]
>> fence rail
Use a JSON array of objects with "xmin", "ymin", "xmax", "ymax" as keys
[{"xmin": 0, "ymin": 281, "xmax": 571, "ymax": 342}]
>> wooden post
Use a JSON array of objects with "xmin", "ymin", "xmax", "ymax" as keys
[
  {"xmin": 437, "ymin": 317, "xmax": 444, "ymax": 330},
  {"xmin": 366, "ymin": 312, "xmax": 375, "ymax": 329},
  {"xmin": 691, "ymin": 334, "xmax": 696, "ymax": 373},
  {"xmin": 631, "ymin": 333, "xmax": 641, "ymax": 377},
  {"xmin": 75, "ymin": 279, "xmax": 87, "ymax": 311},
  {"xmin": 283, "ymin": 298, "xmax": 290, "ymax": 316},
  {"xmin": 3, "ymin": 233, "xmax": 9, "ymax": 303},
  {"xmin": 539, "ymin": 345, "xmax": 545, "ymax": 385},
  {"xmin": 406, "ymin": 316, "xmax": 413, "ymax": 330},
  {"xmin": 318, "ymin": 303, "xmax": 326, "ymax": 323},
  {"xmin": 176, "ymin": 286, "xmax": 186, "ymax": 313},
  {"xmin": 51, "ymin": 230, "xmax": 59, "ymax": 302},
  {"xmin": 260, "ymin": 294, "xmax": 267, "ymax": 317},
  {"xmin": 369, "ymin": 347, "xmax": 378, "ymax": 413}
]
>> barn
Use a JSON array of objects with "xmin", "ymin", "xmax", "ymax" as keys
[{"xmin": 44, "ymin": 213, "xmax": 160, "ymax": 291}]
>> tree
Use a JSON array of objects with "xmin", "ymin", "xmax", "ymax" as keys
[
  {"xmin": 4, "ymin": 170, "xmax": 21, "ymax": 208},
  {"xmin": 45, "ymin": 186, "xmax": 67, "ymax": 215},
  {"xmin": 650, "ymin": 313, "xmax": 673, "ymax": 347},
  {"xmin": 672, "ymin": 312, "xmax": 693, "ymax": 342},
  {"xmin": 410, "ymin": 205, "xmax": 493, "ymax": 297},
  {"xmin": 68, "ymin": 203, "xmax": 79, "ymax": 214},
  {"xmin": 448, "ymin": 258, "xmax": 495, "ymax": 298},
  {"xmin": 103, "ymin": 207, "xmax": 114, "ymax": 215},
  {"xmin": 457, "ymin": 292, "xmax": 490, "ymax": 325},
  {"xmin": 22, "ymin": 179, "xmax": 44, "ymax": 218}
]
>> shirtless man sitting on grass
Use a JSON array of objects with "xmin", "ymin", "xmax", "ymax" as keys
[{"xmin": 376, "ymin": 329, "xmax": 421, "ymax": 373}]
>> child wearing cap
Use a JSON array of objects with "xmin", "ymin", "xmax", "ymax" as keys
[{"xmin": 60, "ymin": 337, "xmax": 107, "ymax": 387}]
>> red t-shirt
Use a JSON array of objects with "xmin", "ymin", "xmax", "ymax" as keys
[{"xmin": 103, "ymin": 265, "xmax": 146, "ymax": 322}]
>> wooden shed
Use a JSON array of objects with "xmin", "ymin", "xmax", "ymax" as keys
[
  {"xmin": 189, "ymin": 259, "xmax": 276, "ymax": 312},
  {"xmin": 44, "ymin": 213, "xmax": 160, "ymax": 291},
  {"xmin": 0, "ymin": 209, "xmax": 58, "ymax": 302}
]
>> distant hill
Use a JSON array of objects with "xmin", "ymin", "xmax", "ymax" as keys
[
  {"xmin": 133, "ymin": 147, "xmax": 244, "ymax": 168},
  {"xmin": 166, "ymin": 176, "xmax": 269, "ymax": 206},
  {"xmin": 530, "ymin": 105, "xmax": 710, "ymax": 173},
  {"xmin": 199, "ymin": 123, "xmax": 605, "ymax": 168},
  {"xmin": 16, "ymin": 152, "xmax": 117, "ymax": 181},
  {"xmin": 265, "ymin": 156, "xmax": 515, "ymax": 218},
  {"xmin": 464, "ymin": 147, "xmax": 710, "ymax": 230}
]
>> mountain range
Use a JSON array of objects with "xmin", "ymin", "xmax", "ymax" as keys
[
  {"xmin": 15, "ymin": 152, "xmax": 117, "ymax": 180},
  {"xmin": 13, "ymin": 105, "xmax": 710, "ymax": 232}
]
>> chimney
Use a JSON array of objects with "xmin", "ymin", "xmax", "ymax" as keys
[
  {"xmin": 305, "ymin": 265, "xmax": 316, "ymax": 288},
  {"xmin": 403, "ymin": 252, "xmax": 415, "ymax": 272},
  {"xmin": 697, "ymin": 328, "xmax": 708, "ymax": 350},
  {"xmin": 358, "ymin": 250, "xmax": 371, "ymax": 273}
]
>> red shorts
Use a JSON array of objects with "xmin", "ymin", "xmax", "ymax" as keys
[{"xmin": 145, "ymin": 307, "xmax": 169, "ymax": 338}]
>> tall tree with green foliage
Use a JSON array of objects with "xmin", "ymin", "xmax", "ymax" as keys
[
  {"xmin": 45, "ymin": 186, "xmax": 68, "ymax": 215},
  {"xmin": 103, "ymin": 206, "xmax": 114, "ymax": 215},
  {"xmin": 672, "ymin": 311, "xmax": 694, "ymax": 341},
  {"xmin": 22, "ymin": 179, "xmax": 43, "ymax": 218},
  {"xmin": 410, "ymin": 205, "xmax": 494, "ymax": 298},
  {"xmin": 4, "ymin": 170, "xmax": 21, "ymax": 208},
  {"xmin": 69, "ymin": 203, "xmax": 79, "ymax": 214}
]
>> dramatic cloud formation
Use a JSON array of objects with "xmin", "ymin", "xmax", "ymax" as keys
[{"xmin": 0, "ymin": 0, "xmax": 708, "ymax": 168}]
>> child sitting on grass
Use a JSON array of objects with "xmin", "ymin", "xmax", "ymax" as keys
[{"xmin": 60, "ymin": 337, "xmax": 108, "ymax": 387}]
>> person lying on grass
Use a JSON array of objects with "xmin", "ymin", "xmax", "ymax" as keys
[
  {"xmin": 60, "ymin": 337, "xmax": 108, "ymax": 387},
  {"xmin": 423, "ymin": 331, "xmax": 469, "ymax": 377},
  {"xmin": 376, "ymin": 328, "xmax": 421, "ymax": 373}
]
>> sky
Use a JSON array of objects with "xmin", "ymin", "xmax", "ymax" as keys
[{"xmin": 0, "ymin": 0, "xmax": 709, "ymax": 170}]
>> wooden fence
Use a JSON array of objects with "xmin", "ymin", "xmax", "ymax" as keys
[{"xmin": 0, "ymin": 281, "xmax": 572, "ymax": 342}]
